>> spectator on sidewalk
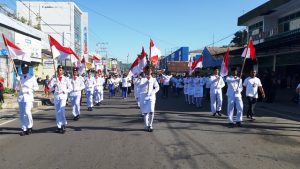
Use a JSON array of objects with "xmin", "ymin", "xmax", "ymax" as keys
[
  {"xmin": 43, "ymin": 75, "xmax": 50, "ymax": 98},
  {"xmin": 0, "ymin": 80, "xmax": 4, "ymax": 103},
  {"xmin": 243, "ymin": 69, "xmax": 266, "ymax": 120}
]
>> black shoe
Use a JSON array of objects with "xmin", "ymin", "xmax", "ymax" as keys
[
  {"xmin": 19, "ymin": 131, "xmax": 26, "ymax": 136},
  {"xmin": 55, "ymin": 128, "xmax": 61, "ymax": 133},
  {"xmin": 228, "ymin": 123, "xmax": 235, "ymax": 128},
  {"xmin": 250, "ymin": 116, "xmax": 255, "ymax": 121},
  {"xmin": 26, "ymin": 128, "xmax": 32, "ymax": 135},
  {"xmin": 73, "ymin": 115, "xmax": 79, "ymax": 121},
  {"xmin": 217, "ymin": 111, "xmax": 222, "ymax": 117},
  {"xmin": 61, "ymin": 125, "xmax": 66, "ymax": 134},
  {"xmin": 149, "ymin": 127, "xmax": 153, "ymax": 132},
  {"xmin": 246, "ymin": 115, "xmax": 250, "ymax": 119},
  {"xmin": 212, "ymin": 113, "xmax": 216, "ymax": 116},
  {"xmin": 236, "ymin": 122, "xmax": 242, "ymax": 127}
]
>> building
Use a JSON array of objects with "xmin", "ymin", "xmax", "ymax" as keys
[
  {"xmin": 16, "ymin": 1, "xmax": 88, "ymax": 57},
  {"xmin": 234, "ymin": 0, "xmax": 300, "ymax": 88},
  {"xmin": 159, "ymin": 47, "xmax": 189, "ymax": 71},
  {"xmin": 0, "ymin": 11, "xmax": 44, "ymax": 88}
]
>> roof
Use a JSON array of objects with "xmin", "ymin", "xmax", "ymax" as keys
[
  {"xmin": 238, "ymin": 0, "xmax": 291, "ymax": 26},
  {"xmin": 190, "ymin": 47, "xmax": 241, "ymax": 57}
]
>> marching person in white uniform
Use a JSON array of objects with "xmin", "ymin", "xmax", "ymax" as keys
[
  {"xmin": 85, "ymin": 70, "xmax": 96, "ymax": 111},
  {"xmin": 243, "ymin": 69, "xmax": 265, "ymax": 120},
  {"xmin": 187, "ymin": 75, "xmax": 195, "ymax": 105},
  {"xmin": 49, "ymin": 65, "xmax": 71, "ymax": 134},
  {"xmin": 14, "ymin": 63, "xmax": 39, "ymax": 136},
  {"xmin": 226, "ymin": 68, "xmax": 243, "ymax": 127},
  {"xmin": 183, "ymin": 74, "xmax": 189, "ymax": 103},
  {"xmin": 69, "ymin": 67, "xmax": 85, "ymax": 121},
  {"xmin": 208, "ymin": 67, "xmax": 225, "ymax": 116},
  {"xmin": 193, "ymin": 71, "xmax": 205, "ymax": 108},
  {"xmin": 138, "ymin": 65, "xmax": 160, "ymax": 132},
  {"xmin": 133, "ymin": 75, "xmax": 141, "ymax": 108},
  {"xmin": 94, "ymin": 70, "xmax": 105, "ymax": 106}
]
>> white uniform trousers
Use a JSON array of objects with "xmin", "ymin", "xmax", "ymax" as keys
[
  {"xmin": 143, "ymin": 112, "xmax": 154, "ymax": 129},
  {"xmin": 55, "ymin": 99, "xmax": 67, "ymax": 128},
  {"xmin": 86, "ymin": 91, "xmax": 94, "ymax": 107},
  {"xmin": 227, "ymin": 96, "xmax": 243, "ymax": 123},
  {"xmin": 210, "ymin": 90, "xmax": 223, "ymax": 113},
  {"xmin": 18, "ymin": 102, "xmax": 33, "ymax": 131},
  {"xmin": 71, "ymin": 94, "xmax": 81, "ymax": 117},
  {"xmin": 94, "ymin": 89, "xmax": 103, "ymax": 104}
]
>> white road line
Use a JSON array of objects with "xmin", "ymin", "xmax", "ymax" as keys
[{"xmin": 0, "ymin": 118, "xmax": 17, "ymax": 126}]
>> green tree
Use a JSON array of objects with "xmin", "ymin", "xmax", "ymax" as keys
[
  {"xmin": 230, "ymin": 30, "xmax": 248, "ymax": 47},
  {"xmin": 20, "ymin": 16, "xmax": 27, "ymax": 24}
]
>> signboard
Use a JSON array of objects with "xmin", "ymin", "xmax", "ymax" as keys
[
  {"xmin": 15, "ymin": 32, "xmax": 42, "ymax": 62},
  {"xmin": 43, "ymin": 59, "xmax": 54, "ymax": 69}
]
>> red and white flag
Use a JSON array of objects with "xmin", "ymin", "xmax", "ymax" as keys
[
  {"xmin": 49, "ymin": 35, "xmax": 79, "ymax": 63},
  {"xmin": 150, "ymin": 39, "xmax": 161, "ymax": 65},
  {"xmin": 220, "ymin": 48, "xmax": 230, "ymax": 77},
  {"xmin": 188, "ymin": 57, "xmax": 193, "ymax": 75},
  {"xmin": 241, "ymin": 37, "xmax": 256, "ymax": 60},
  {"xmin": 2, "ymin": 34, "xmax": 31, "ymax": 62},
  {"xmin": 127, "ymin": 55, "xmax": 141, "ymax": 78},
  {"xmin": 191, "ymin": 56, "xmax": 203, "ymax": 72},
  {"xmin": 75, "ymin": 57, "xmax": 86, "ymax": 74},
  {"xmin": 139, "ymin": 47, "xmax": 147, "ymax": 70}
]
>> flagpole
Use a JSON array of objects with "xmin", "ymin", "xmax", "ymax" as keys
[
  {"xmin": 236, "ymin": 35, "xmax": 251, "ymax": 90},
  {"xmin": 48, "ymin": 35, "xmax": 58, "ymax": 81}
]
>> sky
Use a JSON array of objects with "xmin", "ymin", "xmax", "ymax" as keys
[{"xmin": 4, "ymin": 0, "xmax": 268, "ymax": 63}]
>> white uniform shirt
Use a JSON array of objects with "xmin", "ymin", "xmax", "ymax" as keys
[
  {"xmin": 226, "ymin": 76, "xmax": 243, "ymax": 97},
  {"xmin": 69, "ymin": 76, "xmax": 85, "ymax": 96},
  {"xmin": 176, "ymin": 78, "xmax": 184, "ymax": 88},
  {"xmin": 49, "ymin": 76, "xmax": 71, "ymax": 100},
  {"xmin": 162, "ymin": 74, "xmax": 172, "ymax": 85},
  {"xmin": 243, "ymin": 77, "xmax": 262, "ymax": 98},
  {"xmin": 188, "ymin": 77, "xmax": 194, "ymax": 95},
  {"xmin": 85, "ymin": 76, "xmax": 96, "ymax": 92},
  {"xmin": 122, "ymin": 77, "xmax": 130, "ymax": 87},
  {"xmin": 208, "ymin": 75, "xmax": 225, "ymax": 92},
  {"xmin": 15, "ymin": 74, "xmax": 39, "ymax": 102},
  {"xmin": 95, "ymin": 77, "xmax": 105, "ymax": 91},
  {"xmin": 205, "ymin": 76, "xmax": 211, "ymax": 88},
  {"xmin": 137, "ymin": 77, "xmax": 160, "ymax": 99},
  {"xmin": 193, "ymin": 77, "xmax": 205, "ymax": 97}
]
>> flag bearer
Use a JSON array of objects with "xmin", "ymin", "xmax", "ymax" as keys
[
  {"xmin": 243, "ymin": 69, "xmax": 265, "ymax": 120},
  {"xmin": 94, "ymin": 70, "xmax": 105, "ymax": 106},
  {"xmin": 15, "ymin": 63, "xmax": 39, "ymax": 136},
  {"xmin": 49, "ymin": 65, "xmax": 71, "ymax": 134},
  {"xmin": 69, "ymin": 67, "xmax": 85, "ymax": 121},
  {"xmin": 208, "ymin": 67, "xmax": 225, "ymax": 116},
  {"xmin": 193, "ymin": 71, "xmax": 205, "ymax": 108},
  {"xmin": 226, "ymin": 68, "xmax": 243, "ymax": 127},
  {"xmin": 137, "ymin": 65, "xmax": 160, "ymax": 132},
  {"xmin": 85, "ymin": 70, "xmax": 96, "ymax": 111}
]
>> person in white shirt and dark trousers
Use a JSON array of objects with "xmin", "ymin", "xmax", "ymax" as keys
[
  {"xmin": 243, "ymin": 70, "xmax": 265, "ymax": 120},
  {"xmin": 226, "ymin": 68, "xmax": 243, "ymax": 127},
  {"xmin": 161, "ymin": 72, "xmax": 172, "ymax": 98},
  {"xmin": 14, "ymin": 63, "xmax": 39, "ymax": 136}
]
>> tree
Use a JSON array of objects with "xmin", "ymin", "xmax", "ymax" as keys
[
  {"xmin": 20, "ymin": 16, "xmax": 27, "ymax": 24},
  {"xmin": 230, "ymin": 30, "xmax": 248, "ymax": 47}
]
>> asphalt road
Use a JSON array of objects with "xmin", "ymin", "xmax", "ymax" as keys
[{"xmin": 0, "ymin": 91, "xmax": 299, "ymax": 169}]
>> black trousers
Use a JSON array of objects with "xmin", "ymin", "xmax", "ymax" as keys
[
  {"xmin": 0, "ymin": 91, "xmax": 4, "ymax": 103},
  {"xmin": 163, "ymin": 85, "xmax": 170, "ymax": 97},
  {"xmin": 246, "ymin": 97, "xmax": 257, "ymax": 117}
]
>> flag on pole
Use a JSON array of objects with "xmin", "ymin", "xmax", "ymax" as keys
[
  {"xmin": 241, "ymin": 37, "xmax": 256, "ymax": 60},
  {"xmin": 127, "ymin": 55, "xmax": 141, "ymax": 78},
  {"xmin": 188, "ymin": 56, "xmax": 193, "ymax": 75},
  {"xmin": 220, "ymin": 48, "xmax": 230, "ymax": 77},
  {"xmin": 150, "ymin": 39, "xmax": 161, "ymax": 65},
  {"xmin": 2, "ymin": 34, "xmax": 31, "ymax": 62},
  {"xmin": 139, "ymin": 47, "xmax": 147, "ymax": 70},
  {"xmin": 191, "ymin": 56, "xmax": 203, "ymax": 72},
  {"xmin": 49, "ymin": 35, "xmax": 79, "ymax": 63}
]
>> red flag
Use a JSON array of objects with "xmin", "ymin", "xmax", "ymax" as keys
[
  {"xmin": 220, "ymin": 48, "xmax": 230, "ymax": 77},
  {"xmin": 2, "ymin": 34, "xmax": 30, "ymax": 62},
  {"xmin": 191, "ymin": 56, "xmax": 203, "ymax": 71},
  {"xmin": 127, "ymin": 55, "xmax": 142, "ymax": 78},
  {"xmin": 241, "ymin": 37, "xmax": 256, "ymax": 60},
  {"xmin": 49, "ymin": 35, "xmax": 79, "ymax": 63},
  {"xmin": 150, "ymin": 39, "xmax": 161, "ymax": 65}
]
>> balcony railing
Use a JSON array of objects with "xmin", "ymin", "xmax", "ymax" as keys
[{"xmin": 251, "ymin": 27, "xmax": 300, "ymax": 43}]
